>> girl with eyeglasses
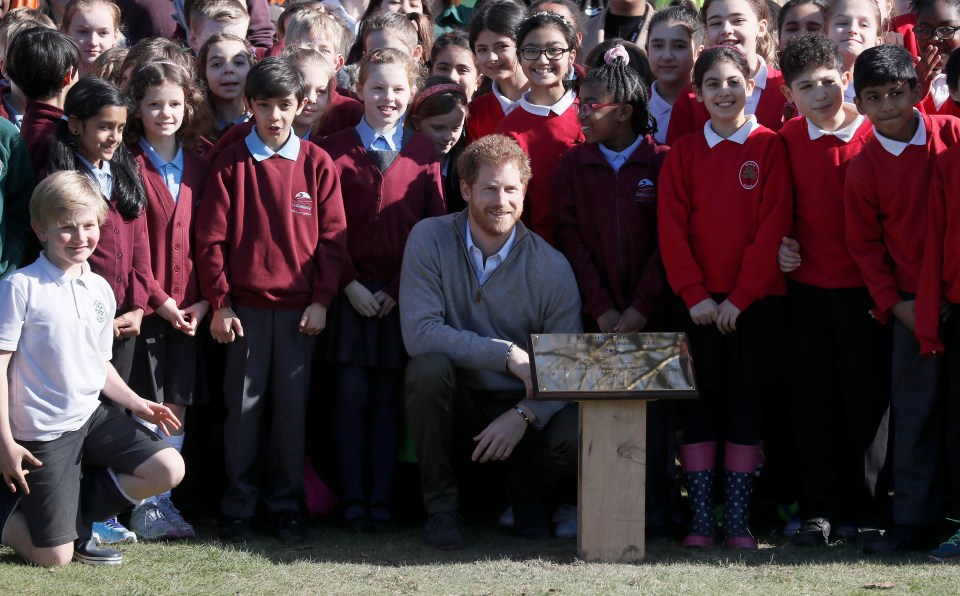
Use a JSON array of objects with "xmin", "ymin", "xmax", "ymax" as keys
[
  {"xmin": 494, "ymin": 11, "xmax": 583, "ymax": 245},
  {"xmin": 914, "ymin": 0, "xmax": 960, "ymax": 116}
]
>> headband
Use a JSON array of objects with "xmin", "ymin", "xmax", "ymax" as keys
[{"xmin": 411, "ymin": 82, "xmax": 467, "ymax": 113}]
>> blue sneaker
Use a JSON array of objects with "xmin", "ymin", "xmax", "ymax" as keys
[
  {"xmin": 929, "ymin": 526, "xmax": 960, "ymax": 562},
  {"xmin": 92, "ymin": 517, "xmax": 137, "ymax": 545}
]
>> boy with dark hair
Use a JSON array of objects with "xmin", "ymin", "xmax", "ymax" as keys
[
  {"xmin": 195, "ymin": 57, "xmax": 348, "ymax": 544},
  {"xmin": 844, "ymin": 43, "xmax": 960, "ymax": 553},
  {"xmin": 6, "ymin": 27, "xmax": 80, "ymax": 176},
  {"xmin": 0, "ymin": 171, "xmax": 184, "ymax": 567},
  {"xmin": 776, "ymin": 34, "xmax": 891, "ymax": 547}
]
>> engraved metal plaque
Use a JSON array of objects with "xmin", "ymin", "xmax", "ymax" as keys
[{"xmin": 530, "ymin": 332, "xmax": 698, "ymax": 400}]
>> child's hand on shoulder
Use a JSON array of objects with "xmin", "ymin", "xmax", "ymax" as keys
[
  {"xmin": 891, "ymin": 300, "xmax": 916, "ymax": 332},
  {"xmin": 344, "ymin": 280, "xmax": 380, "ymax": 318},
  {"xmin": 211, "ymin": 307, "xmax": 244, "ymax": 343},
  {"xmin": 614, "ymin": 307, "xmax": 647, "ymax": 333},
  {"xmin": 597, "ymin": 309, "xmax": 620, "ymax": 333},
  {"xmin": 689, "ymin": 298, "xmax": 719, "ymax": 326},
  {"xmin": 372, "ymin": 291, "xmax": 397, "ymax": 318},
  {"xmin": 715, "ymin": 300, "xmax": 741, "ymax": 334},
  {"xmin": 180, "ymin": 300, "xmax": 211, "ymax": 336},
  {"xmin": 778, "ymin": 237, "xmax": 801, "ymax": 273},
  {"xmin": 114, "ymin": 309, "xmax": 144, "ymax": 338},
  {"xmin": 300, "ymin": 302, "xmax": 328, "ymax": 335}
]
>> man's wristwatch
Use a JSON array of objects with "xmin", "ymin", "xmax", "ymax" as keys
[{"xmin": 505, "ymin": 342, "xmax": 516, "ymax": 370}]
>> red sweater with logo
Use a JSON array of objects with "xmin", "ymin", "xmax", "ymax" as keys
[
  {"xmin": 466, "ymin": 91, "xmax": 505, "ymax": 142},
  {"xmin": 665, "ymin": 68, "xmax": 787, "ymax": 144},
  {"xmin": 552, "ymin": 137, "xmax": 669, "ymax": 321},
  {"xmin": 319, "ymin": 129, "xmax": 446, "ymax": 301},
  {"xmin": 916, "ymin": 143, "xmax": 960, "ymax": 354},
  {"xmin": 495, "ymin": 101, "xmax": 584, "ymax": 245},
  {"xmin": 21, "ymin": 100, "xmax": 63, "ymax": 177},
  {"xmin": 133, "ymin": 145, "xmax": 211, "ymax": 311},
  {"xmin": 658, "ymin": 124, "xmax": 792, "ymax": 311},
  {"xmin": 845, "ymin": 113, "xmax": 960, "ymax": 317},
  {"xmin": 195, "ymin": 139, "xmax": 348, "ymax": 311},
  {"xmin": 778, "ymin": 115, "xmax": 874, "ymax": 289}
]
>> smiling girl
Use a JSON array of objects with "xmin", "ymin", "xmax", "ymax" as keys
[
  {"xmin": 319, "ymin": 48, "xmax": 445, "ymax": 533},
  {"xmin": 61, "ymin": 0, "xmax": 122, "ymax": 76},
  {"xmin": 913, "ymin": 0, "xmax": 960, "ymax": 116},
  {"xmin": 826, "ymin": 0, "xmax": 883, "ymax": 103}
]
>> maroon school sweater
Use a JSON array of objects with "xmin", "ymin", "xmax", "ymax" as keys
[
  {"xmin": 551, "ymin": 137, "xmax": 669, "ymax": 321},
  {"xmin": 195, "ymin": 137, "xmax": 348, "ymax": 311},
  {"xmin": 87, "ymin": 200, "xmax": 157, "ymax": 314},
  {"xmin": 845, "ymin": 113, "xmax": 960, "ymax": 316},
  {"xmin": 319, "ymin": 128, "xmax": 445, "ymax": 301},
  {"xmin": 133, "ymin": 145, "xmax": 212, "ymax": 311},
  {"xmin": 778, "ymin": 114, "xmax": 874, "ymax": 289},
  {"xmin": 21, "ymin": 100, "xmax": 63, "ymax": 177},
  {"xmin": 658, "ymin": 123, "xmax": 792, "ymax": 311}
]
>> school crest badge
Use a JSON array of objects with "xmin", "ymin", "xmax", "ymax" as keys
[
  {"xmin": 635, "ymin": 178, "xmax": 656, "ymax": 203},
  {"xmin": 94, "ymin": 300, "xmax": 106, "ymax": 323},
  {"xmin": 291, "ymin": 192, "xmax": 313, "ymax": 216},
  {"xmin": 739, "ymin": 161, "xmax": 759, "ymax": 190}
]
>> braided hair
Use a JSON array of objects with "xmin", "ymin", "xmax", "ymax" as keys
[{"xmin": 582, "ymin": 45, "xmax": 656, "ymax": 137}]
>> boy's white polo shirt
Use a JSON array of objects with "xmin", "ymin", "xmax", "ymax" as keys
[{"xmin": 0, "ymin": 253, "xmax": 116, "ymax": 442}]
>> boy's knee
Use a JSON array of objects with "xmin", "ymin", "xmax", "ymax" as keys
[
  {"xmin": 142, "ymin": 448, "xmax": 186, "ymax": 490},
  {"xmin": 32, "ymin": 544, "xmax": 73, "ymax": 567}
]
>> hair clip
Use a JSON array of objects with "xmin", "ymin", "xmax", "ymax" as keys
[
  {"xmin": 367, "ymin": 50, "xmax": 382, "ymax": 62},
  {"xmin": 604, "ymin": 44, "xmax": 630, "ymax": 65},
  {"xmin": 531, "ymin": 10, "xmax": 569, "ymax": 25}
]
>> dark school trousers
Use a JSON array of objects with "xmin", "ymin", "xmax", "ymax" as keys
[
  {"xmin": 891, "ymin": 317, "xmax": 945, "ymax": 526},
  {"xmin": 405, "ymin": 352, "xmax": 578, "ymax": 515},
  {"xmin": 788, "ymin": 282, "xmax": 891, "ymax": 521},
  {"xmin": 939, "ymin": 304, "xmax": 960, "ymax": 519},
  {"xmin": 220, "ymin": 306, "xmax": 316, "ymax": 518}
]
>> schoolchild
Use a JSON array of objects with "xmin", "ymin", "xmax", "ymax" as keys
[
  {"xmin": 0, "ymin": 171, "xmax": 183, "ymax": 567},
  {"xmin": 646, "ymin": 3, "xmax": 705, "ymax": 143},
  {"xmin": 431, "ymin": 31, "xmax": 482, "ymax": 101},
  {"xmin": 775, "ymin": 34, "xmax": 890, "ymax": 546},
  {"xmin": 60, "ymin": 0, "xmax": 121, "ymax": 76},
  {"xmin": 777, "ymin": 0, "xmax": 827, "ymax": 49},
  {"xmin": 356, "ymin": 10, "xmax": 426, "ymax": 62},
  {"xmin": 406, "ymin": 75, "xmax": 469, "ymax": 212},
  {"xmin": 552, "ymin": 46, "xmax": 676, "ymax": 536},
  {"xmin": 465, "ymin": 0, "xmax": 529, "ymax": 141},
  {"xmin": 0, "ymin": 10, "xmax": 57, "ymax": 130},
  {"xmin": 195, "ymin": 57, "xmax": 348, "ymax": 544},
  {"xmin": 658, "ymin": 46, "xmax": 792, "ymax": 549},
  {"xmin": 90, "ymin": 47, "xmax": 128, "ymax": 85},
  {"xmin": 123, "ymin": 61, "xmax": 213, "ymax": 541},
  {"xmin": 494, "ymin": 11, "xmax": 584, "ymax": 245},
  {"xmin": 844, "ymin": 43, "xmax": 960, "ymax": 553},
  {"xmin": 319, "ymin": 47, "xmax": 445, "ymax": 532},
  {"xmin": 187, "ymin": 0, "xmax": 250, "ymax": 54},
  {"xmin": 198, "ymin": 32, "xmax": 254, "ymax": 140},
  {"xmin": 117, "ymin": 37, "xmax": 198, "ymax": 92},
  {"xmin": 6, "ymin": 28, "xmax": 80, "ymax": 176},
  {"xmin": 826, "ymin": 0, "xmax": 883, "ymax": 104},
  {"xmin": 913, "ymin": 0, "xmax": 960, "ymax": 117},
  {"xmin": 665, "ymin": 0, "xmax": 788, "ymax": 143},
  {"xmin": 350, "ymin": 0, "xmax": 433, "ymax": 62},
  {"xmin": 0, "ymin": 118, "xmax": 33, "ymax": 280},
  {"xmin": 916, "ymin": 45, "xmax": 960, "ymax": 563}
]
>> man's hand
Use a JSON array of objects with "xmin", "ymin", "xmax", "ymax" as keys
[
  {"xmin": 0, "ymin": 440, "xmax": 41, "ymax": 494},
  {"xmin": 597, "ymin": 309, "xmax": 619, "ymax": 333},
  {"xmin": 614, "ymin": 307, "xmax": 647, "ymax": 333},
  {"xmin": 300, "ymin": 302, "xmax": 327, "ymax": 335},
  {"xmin": 778, "ymin": 237, "xmax": 801, "ymax": 273},
  {"xmin": 715, "ymin": 299, "xmax": 741, "ymax": 334},
  {"xmin": 506, "ymin": 345, "xmax": 533, "ymax": 396},
  {"xmin": 211, "ymin": 307, "xmax": 244, "ymax": 343},
  {"xmin": 892, "ymin": 300, "xmax": 916, "ymax": 332},
  {"xmin": 689, "ymin": 298, "xmax": 719, "ymax": 325},
  {"xmin": 114, "ymin": 308, "xmax": 144, "ymax": 338},
  {"xmin": 472, "ymin": 408, "xmax": 527, "ymax": 463},
  {"xmin": 344, "ymin": 280, "xmax": 380, "ymax": 317}
]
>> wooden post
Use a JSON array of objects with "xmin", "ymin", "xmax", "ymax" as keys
[{"xmin": 578, "ymin": 400, "xmax": 647, "ymax": 562}]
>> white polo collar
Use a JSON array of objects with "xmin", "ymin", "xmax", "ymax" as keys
[
  {"xmin": 806, "ymin": 104, "xmax": 864, "ymax": 143},
  {"xmin": 518, "ymin": 88, "xmax": 576, "ymax": 117},
  {"xmin": 704, "ymin": 115, "xmax": 759, "ymax": 148},
  {"xmin": 873, "ymin": 108, "xmax": 925, "ymax": 156}
]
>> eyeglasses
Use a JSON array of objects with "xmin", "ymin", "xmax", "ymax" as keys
[
  {"xmin": 913, "ymin": 25, "xmax": 960, "ymax": 41},
  {"xmin": 576, "ymin": 101, "xmax": 625, "ymax": 118},
  {"xmin": 518, "ymin": 46, "xmax": 572, "ymax": 61}
]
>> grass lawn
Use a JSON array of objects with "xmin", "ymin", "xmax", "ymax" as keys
[{"xmin": 3, "ymin": 516, "xmax": 959, "ymax": 595}]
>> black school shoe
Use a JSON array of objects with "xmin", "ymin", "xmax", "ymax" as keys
[
  {"xmin": 863, "ymin": 524, "xmax": 939, "ymax": 554},
  {"xmin": 791, "ymin": 517, "xmax": 831, "ymax": 547},
  {"xmin": 273, "ymin": 509, "xmax": 308, "ymax": 543},
  {"xmin": 424, "ymin": 511, "xmax": 463, "ymax": 550},
  {"xmin": 73, "ymin": 538, "xmax": 123, "ymax": 565},
  {"xmin": 220, "ymin": 516, "xmax": 253, "ymax": 543}
]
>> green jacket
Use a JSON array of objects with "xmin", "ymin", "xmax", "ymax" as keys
[{"xmin": 0, "ymin": 117, "xmax": 34, "ymax": 280}]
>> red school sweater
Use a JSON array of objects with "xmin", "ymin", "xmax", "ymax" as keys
[
  {"xmin": 845, "ymin": 113, "xmax": 960, "ymax": 317},
  {"xmin": 20, "ymin": 100, "xmax": 63, "ymax": 177},
  {"xmin": 778, "ymin": 115, "xmax": 874, "ymax": 289},
  {"xmin": 133, "ymin": 145, "xmax": 212, "ymax": 311},
  {"xmin": 195, "ymin": 137, "xmax": 348, "ymax": 311},
  {"xmin": 658, "ymin": 123, "xmax": 792, "ymax": 311},
  {"xmin": 916, "ymin": 143, "xmax": 960, "ymax": 355},
  {"xmin": 919, "ymin": 92, "xmax": 960, "ymax": 118},
  {"xmin": 665, "ymin": 68, "xmax": 788, "ymax": 145},
  {"xmin": 551, "ymin": 137, "xmax": 669, "ymax": 321},
  {"xmin": 319, "ymin": 128, "xmax": 446, "ymax": 301},
  {"xmin": 495, "ymin": 98, "xmax": 584, "ymax": 245},
  {"xmin": 87, "ymin": 200, "xmax": 158, "ymax": 314},
  {"xmin": 466, "ymin": 91, "xmax": 505, "ymax": 143}
]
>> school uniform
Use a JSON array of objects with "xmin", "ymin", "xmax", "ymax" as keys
[
  {"xmin": 649, "ymin": 81, "xmax": 673, "ymax": 145},
  {"xmin": 196, "ymin": 127, "xmax": 347, "ymax": 518},
  {"xmin": 316, "ymin": 89, "xmax": 365, "ymax": 138},
  {"xmin": 892, "ymin": 12, "xmax": 919, "ymax": 58},
  {"xmin": 20, "ymin": 99, "xmax": 64, "ymax": 177},
  {"xmin": 319, "ymin": 119, "xmax": 444, "ymax": 510},
  {"xmin": 495, "ymin": 89, "xmax": 583, "ymax": 245},
  {"xmin": 466, "ymin": 81, "xmax": 522, "ymax": 142},
  {"xmin": 665, "ymin": 61, "xmax": 787, "ymax": 145},
  {"xmin": 129, "ymin": 141, "xmax": 211, "ymax": 407},
  {"xmin": 658, "ymin": 116, "xmax": 792, "ymax": 444},
  {"xmin": 845, "ymin": 110, "xmax": 960, "ymax": 528},
  {"xmin": 779, "ymin": 111, "xmax": 890, "ymax": 523},
  {"xmin": 918, "ymin": 74, "xmax": 960, "ymax": 118},
  {"xmin": 0, "ymin": 84, "xmax": 22, "ymax": 129}
]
